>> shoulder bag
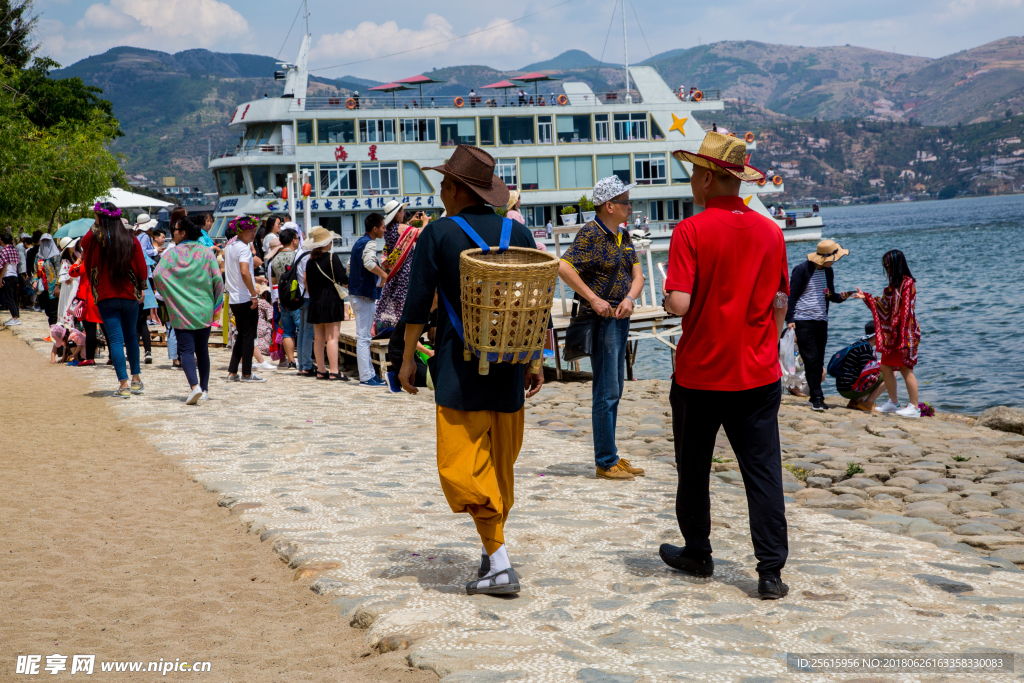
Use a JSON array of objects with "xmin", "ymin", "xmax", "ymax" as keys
[
  {"xmin": 317, "ymin": 254, "xmax": 349, "ymax": 301},
  {"xmin": 562, "ymin": 246, "xmax": 622, "ymax": 362}
]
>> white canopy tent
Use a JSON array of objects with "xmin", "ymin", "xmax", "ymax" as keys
[{"xmin": 94, "ymin": 187, "xmax": 173, "ymax": 209}]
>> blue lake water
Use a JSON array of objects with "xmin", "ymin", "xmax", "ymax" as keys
[{"xmin": 618, "ymin": 194, "xmax": 1024, "ymax": 414}]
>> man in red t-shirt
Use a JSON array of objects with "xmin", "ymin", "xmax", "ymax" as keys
[{"xmin": 661, "ymin": 132, "xmax": 791, "ymax": 600}]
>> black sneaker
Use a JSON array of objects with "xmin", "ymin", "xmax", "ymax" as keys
[
  {"xmin": 808, "ymin": 399, "xmax": 826, "ymax": 412},
  {"xmin": 659, "ymin": 544, "xmax": 714, "ymax": 577},
  {"xmin": 288, "ymin": 362, "xmax": 297, "ymax": 369},
  {"xmin": 757, "ymin": 574, "xmax": 789, "ymax": 600}
]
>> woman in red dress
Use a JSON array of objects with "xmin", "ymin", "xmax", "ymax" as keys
[
  {"xmin": 854, "ymin": 250, "xmax": 922, "ymax": 418},
  {"xmin": 69, "ymin": 253, "xmax": 104, "ymax": 365}
]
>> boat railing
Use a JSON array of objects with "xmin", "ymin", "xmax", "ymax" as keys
[
  {"xmin": 673, "ymin": 88, "xmax": 721, "ymax": 102},
  {"xmin": 298, "ymin": 92, "xmax": 663, "ymax": 111},
  {"xmin": 211, "ymin": 144, "xmax": 295, "ymax": 159}
]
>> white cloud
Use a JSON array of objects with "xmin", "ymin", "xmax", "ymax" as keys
[
  {"xmin": 310, "ymin": 13, "xmax": 534, "ymax": 68},
  {"xmin": 40, "ymin": 0, "xmax": 251, "ymax": 63}
]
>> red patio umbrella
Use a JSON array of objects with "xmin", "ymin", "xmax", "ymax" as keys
[
  {"xmin": 481, "ymin": 79, "xmax": 517, "ymax": 107},
  {"xmin": 368, "ymin": 81, "xmax": 413, "ymax": 108},
  {"xmin": 511, "ymin": 72, "xmax": 562, "ymax": 98},
  {"xmin": 395, "ymin": 74, "xmax": 447, "ymax": 103}
]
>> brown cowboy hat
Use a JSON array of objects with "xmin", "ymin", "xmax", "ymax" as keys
[
  {"xmin": 807, "ymin": 239, "xmax": 849, "ymax": 266},
  {"xmin": 673, "ymin": 131, "xmax": 765, "ymax": 182},
  {"xmin": 423, "ymin": 145, "xmax": 510, "ymax": 207}
]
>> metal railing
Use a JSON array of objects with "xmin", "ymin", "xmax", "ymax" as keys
[
  {"xmin": 298, "ymin": 92, "xmax": 658, "ymax": 111},
  {"xmin": 211, "ymin": 144, "xmax": 295, "ymax": 160}
]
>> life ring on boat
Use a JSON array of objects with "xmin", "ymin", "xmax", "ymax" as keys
[
  {"xmin": 772, "ymin": 175, "xmax": 783, "ymax": 186},
  {"xmin": 557, "ymin": 94, "xmax": 568, "ymax": 106},
  {"xmin": 345, "ymin": 98, "xmax": 356, "ymax": 109},
  {"xmin": 454, "ymin": 97, "xmax": 465, "ymax": 108},
  {"xmin": 757, "ymin": 178, "xmax": 766, "ymax": 186},
  {"xmin": 727, "ymin": 132, "xmax": 736, "ymax": 137},
  {"xmin": 745, "ymin": 131, "xmax": 755, "ymax": 143},
  {"xmin": 692, "ymin": 90, "xmax": 704, "ymax": 102}
]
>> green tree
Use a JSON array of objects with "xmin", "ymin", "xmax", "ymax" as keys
[
  {"xmin": 12, "ymin": 56, "xmax": 121, "ymax": 135},
  {"xmin": 0, "ymin": 0, "xmax": 38, "ymax": 69}
]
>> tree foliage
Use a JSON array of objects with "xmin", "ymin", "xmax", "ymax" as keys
[
  {"xmin": 12, "ymin": 56, "xmax": 121, "ymax": 134},
  {"xmin": 0, "ymin": 0, "xmax": 38, "ymax": 69}
]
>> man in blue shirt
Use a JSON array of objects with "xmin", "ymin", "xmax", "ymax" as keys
[{"xmin": 349, "ymin": 213, "xmax": 387, "ymax": 386}]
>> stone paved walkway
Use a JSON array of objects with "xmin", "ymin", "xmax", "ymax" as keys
[{"xmin": 9, "ymin": 312, "xmax": 1024, "ymax": 683}]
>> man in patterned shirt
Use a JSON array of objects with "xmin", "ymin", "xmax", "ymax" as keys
[
  {"xmin": 0, "ymin": 232, "xmax": 21, "ymax": 326},
  {"xmin": 559, "ymin": 176, "xmax": 647, "ymax": 481}
]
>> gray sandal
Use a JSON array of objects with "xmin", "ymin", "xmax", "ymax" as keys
[
  {"xmin": 466, "ymin": 567, "xmax": 520, "ymax": 595},
  {"xmin": 478, "ymin": 553, "xmax": 490, "ymax": 578}
]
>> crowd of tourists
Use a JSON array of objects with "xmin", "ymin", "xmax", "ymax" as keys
[{"xmin": 2, "ymin": 136, "xmax": 925, "ymax": 602}]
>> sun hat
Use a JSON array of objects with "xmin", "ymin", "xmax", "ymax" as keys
[
  {"xmin": 50, "ymin": 324, "xmax": 66, "ymax": 343},
  {"xmin": 302, "ymin": 226, "xmax": 340, "ymax": 250},
  {"xmin": 382, "ymin": 199, "xmax": 408, "ymax": 225},
  {"xmin": 20, "ymin": 232, "xmax": 31, "ymax": 240},
  {"xmin": 264, "ymin": 234, "xmax": 283, "ymax": 260},
  {"xmin": 134, "ymin": 213, "xmax": 157, "ymax": 231},
  {"xmin": 59, "ymin": 237, "xmax": 79, "ymax": 252},
  {"xmin": 423, "ymin": 144, "xmax": 510, "ymax": 207},
  {"xmin": 807, "ymin": 239, "xmax": 849, "ymax": 266},
  {"xmin": 504, "ymin": 189, "xmax": 521, "ymax": 212},
  {"xmin": 592, "ymin": 176, "xmax": 637, "ymax": 207},
  {"xmin": 255, "ymin": 283, "xmax": 271, "ymax": 296},
  {"xmin": 673, "ymin": 131, "xmax": 765, "ymax": 182}
]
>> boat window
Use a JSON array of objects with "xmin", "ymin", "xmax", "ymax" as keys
[
  {"xmin": 634, "ymin": 153, "xmax": 667, "ymax": 185},
  {"xmin": 270, "ymin": 167, "xmax": 290, "ymax": 193},
  {"xmin": 400, "ymin": 118, "xmax": 437, "ymax": 143},
  {"xmin": 498, "ymin": 117, "xmax": 534, "ymax": 145},
  {"xmin": 402, "ymin": 162, "xmax": 434, "ymax": 195},
  {"xmin": 495, "ymin": 158, "xmax": 517, "ymax": 190},
  {"xmin": 537, "ymin": 115, "xmax": 552, "ymax": 144},
  {"xmin": 479, "ymin": 117, "xmax": 496, "ymax": 146},
  {"xmin": 650, "ymin": 118, "xmax": 665, "ymax": 141},
  {"xmin": 558, "ymin": 156, "xmax": 594, "ymax": 189},
  {"xmin": 556, "ymin": 115, "xmax": 592, "ymax": 143},
  {"xmin": 319, "ymin": 163, "xmax": 358, "ymax": 197},
  {"xmin": 296, "ymin": 120, "xmax": 314, "ymax": 145},
  {"xmin": 318, "ymin": 120, "xmax": 355, "ymax": 144},
  {"xmin": 209, "ymin": 216, "xmax": 228, "ymax": 239},
  {"xmin": 649, "ymin": 200, "xmax": 664, "ymax": 221},
  {"xmin": 359, "ymin": 119, "xmax": 396, "ymax": 143},
  {"xmin": 520, "ymin": 157, "xmax": 556, "ymax": 191},
  {"xmin": 232, "ymin": 167, "xmax": 246, "ymax": 194},
  {"xmin": 594, "ymin": 114, "xmax": 609, "ymax": 142},
  {"xmin": 361, "ymin": 162, "xmax": 400, "ymax": 196},
  {"xmin": 215, "ymin": 169, "xmax": 237, "ymax": 195},
  {"xmin": 250, "ymin": 167, "xmax": 270, "ymax": 194},
  {"xmin": 299, "ymin": 163, "xmax": 318, "ymax": 196},
  {"xmin": 439, "ymin": 118, "xmax": 476, "ymax": 146},
  {"xmin": 671, "ymin": 155, "xmax": 691, "ymax": 184},
  {"xmin": 613, "ymin": 113, "xmax": 647, "ymax": 141},
  {"xmin": 243, "ymin": 124, "xmax": 271, "ymax": 150},
  {"xmin": 596, "ymin": 154, "xmax": 631, "ymax": 184}
]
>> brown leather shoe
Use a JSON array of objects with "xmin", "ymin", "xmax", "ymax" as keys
[
  {"xmin": 617, "ymin": 457, "xmax": 645, "ymax": 476},
  {"xmin": 597, "ymin": 462, "xmax": 635, "ymax": 480}
]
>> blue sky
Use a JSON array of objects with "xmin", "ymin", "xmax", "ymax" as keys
[{"xmin": 35, "ymin": 0, "xmax": 1024, "ymax": 79}]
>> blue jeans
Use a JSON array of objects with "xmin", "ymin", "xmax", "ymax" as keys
[
  {"xmin": 176, "ymin": 327, "xmax": 211, "ymax": 391},
  {"xmin": 166, "ymin": 325, "xmax": 177, "ymax": 360},
  {"xmin": 280, "ymin": 306, "xmax": 301, "ymax": 339},
  {"xmin": 591, "ymin": 316, "xmax": 630, "ymax": 470},
  {"xmin": 297, "ymin": 299, "xmax": 314, "ymax": 371},
  {"xmin": 97, "ymin": 298, "xmax": 140, "ymax": 382},
  {"xmin": 350, "ymin": 295, "xmax": 376, "ymax": 381}
]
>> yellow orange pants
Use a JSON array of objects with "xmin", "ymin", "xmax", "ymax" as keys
[{"xmin": 436, "ymin": 405, "xmax": 524, "ymax": 555}]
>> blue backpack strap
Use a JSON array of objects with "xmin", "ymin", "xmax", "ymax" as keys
[
  {"xmin": 499, "ymin": 217, "xmax": 512, "ymax": 252},
  {"xmin": 438, "ymin": 288, "xmax": 464, "ymax": 343},
  {"xmin": 449, "ymin": 216, "xmax": 491, "ymax": 253}
]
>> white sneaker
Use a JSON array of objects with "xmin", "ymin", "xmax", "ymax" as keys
[
  {"xmin": 185, "ymin": 386, "xmax": 202, "ymax": 405},
  {"xmin": 875, "ymin": 400, "xmax": 900, "ymax": 414},
  {"xmin": 896, "ymin": 404, "xmax": 921, "ymax": 418},
  {"xmin": 4, "ymin": 318, "xmax": 20, "ymax": 326},
  {"xmin": 255, "ymin": 360, "xmax": 277, "ymax": 371},
  {"xmin": 200, "ymin": 391, "xmax": 210, "ymax": 401},
  {"xmin": 241, "ymin": 373, "xmax": 267, "ymax": 383}
]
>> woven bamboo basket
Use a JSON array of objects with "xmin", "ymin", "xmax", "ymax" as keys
[{"xmin": 459, "ymin": 246, "xmax": 560, "ymax": 375}]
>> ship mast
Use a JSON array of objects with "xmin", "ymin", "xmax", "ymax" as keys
[{"xmin": 622, "ymin": 0, "xmax": 631, "ymax": 103}]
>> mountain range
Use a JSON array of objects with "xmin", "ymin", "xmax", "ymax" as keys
[{"xmin": 53, "ymin": 37, "xmax": 1024, "ymax": 193}]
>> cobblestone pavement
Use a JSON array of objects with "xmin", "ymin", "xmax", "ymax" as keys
[{"xmin": 10, "ymin": 312, "xmax": 1024, "ymax": 683}]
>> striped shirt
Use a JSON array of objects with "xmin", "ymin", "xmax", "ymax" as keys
[{"xmin": 792, "ymin": 268, "xmax": 828, "ymax": 321}]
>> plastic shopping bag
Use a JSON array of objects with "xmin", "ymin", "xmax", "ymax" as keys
[{"xmin": 779, "ymin": 328, "xmax": 797, "ymax": 374}]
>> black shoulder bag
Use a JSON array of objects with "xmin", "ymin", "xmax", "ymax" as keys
[{"xmin": 562, "ymin": 248, "xmax": 621, "ymax": 362}]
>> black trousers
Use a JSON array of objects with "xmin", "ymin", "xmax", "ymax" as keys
[
  {"xmin": 39, "ymin": 289, "xmax": 58, "ymax": 325},
  {"xmin": 228, "ymin": 302, "xmax": 257, "ymax": 376},
  {"xmin": 84, "ymin": 321, "xmax": 99, "ymax": 360},
  {"xmin": 2, "ymin": 276, "xmax": 19, "ymax": 318},
  {"xmin": 670, "ymin": 379, "xmax": 788, "ymax": 576},
  {"xmin": 136, "ymin": 309, "xmax": 152, "ymax": 353},
  {"xmin": 795, "ymin": 319, "xmax": 828, "ymax": 402}
]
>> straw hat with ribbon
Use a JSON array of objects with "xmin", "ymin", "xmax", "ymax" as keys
[
  {"xmin": 423, "ymin": 144, "xmax": 510, "ymax": 207},
  {"xmin": 807, "ymin": 239, "xmax": 849, "ymax": 266},
  {"xmin": 264, "ymin": 234, "xmax": 284, "ymax": 261},
  {"xmin": 383, "ymin": 199, "xmax": 408, "ymax": 225},
  {"xmin": 673, "ymin": 131, "xmax": 765, "ymax": 182},
  {"xmin": 504, "ymin": 189, "xmax": 521, "ymax": 212},
  {"xmin": 133, "ymin": 213, "xmax": 157, "ymax": 231},
  {"xmin": 302, "ymin": 226, "xmax": 340, "ymax": 251}
]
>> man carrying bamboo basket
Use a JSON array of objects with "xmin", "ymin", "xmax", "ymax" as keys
[{"xmin": 398, "ymin": 145, "xmax": 544, "ymax": 596}]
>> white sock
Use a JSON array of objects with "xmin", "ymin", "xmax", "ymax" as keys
[{"xmin": 476, "ymin": 545, "xmax": 511, "ymax": 587}]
